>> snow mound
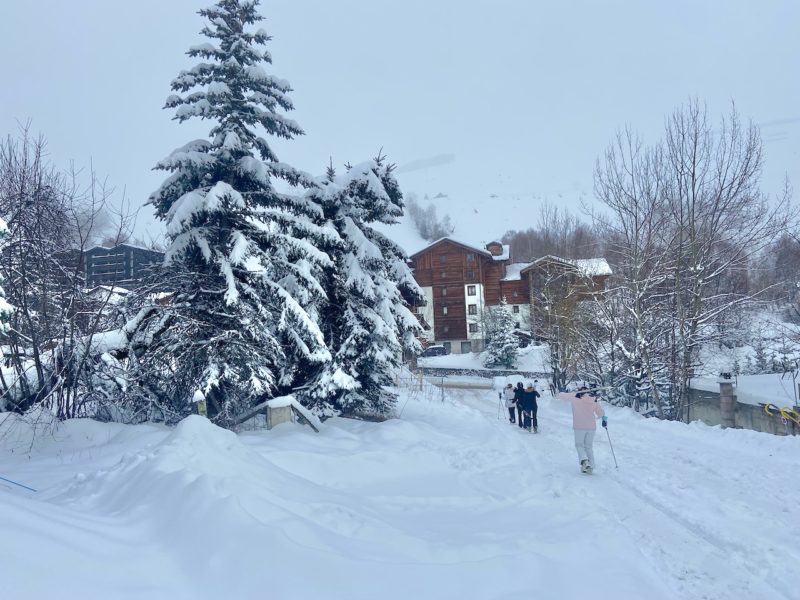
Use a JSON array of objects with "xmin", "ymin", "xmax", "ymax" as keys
[{"xmin": 46, "ymin": 415, "xmax": 262, "ymax": 514}]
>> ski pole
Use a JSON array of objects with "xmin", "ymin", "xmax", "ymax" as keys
[
  {"xmin": 604, "ymin": 427, "xmax": 618, "ymax": 468},
  {"xmin": 0, "ymin": 474, "xmax": 37, "ymax": 492},
  {"xmin": 497, "ymin": 392, "xmax": 502, "ymax": 420}
]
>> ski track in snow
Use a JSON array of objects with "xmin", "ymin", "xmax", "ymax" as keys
[
  {"xmin": 455, "ymin": 389, "xmax": 798, "ymax": 600},
  {"xmin": 1, "ymin": 384, "xmax": 798, "ymax": 600}
]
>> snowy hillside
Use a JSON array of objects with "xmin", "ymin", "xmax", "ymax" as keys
[
  {"xmin": 395, "ymin": 162, "xmax": 584, "ymax": 247},
  {"xmin": 2, "ymin": 383, "xmax": 798, "ymax": 600},
  {"xmin": 375, "ymin": 164, "xmax": 557, "ymax": 257}
]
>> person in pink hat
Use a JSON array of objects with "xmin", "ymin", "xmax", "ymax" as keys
[{"xmin": 560, "ymin": 386, "xmax": 606, "ymax": 473}]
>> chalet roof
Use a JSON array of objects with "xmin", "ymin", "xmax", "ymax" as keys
[
  {"xmin": 87, "ymin": 243, "xmax": 164, "ymax": 255},
  {"xmin": 520, "ymin": 255, "xmax": 612, "ymax": 277},
  {"xmin": 409, "ymin": 237, "xmax": 509, "ymax": 260},
  {"xmin": 501, "ymin": 262, "xmax": 528, "ymax": 281}
]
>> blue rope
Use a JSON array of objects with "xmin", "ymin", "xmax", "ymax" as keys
[{"xmin": 0, "ymin": 474, "xmax": 37, "ymax": 492}]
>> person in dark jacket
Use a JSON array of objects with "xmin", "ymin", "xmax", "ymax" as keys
[
  {"xmin": 520, "ymin": 382, "xmax": 541, "ymax": 432},
  {"xmin": 514, "ymin": 382, "xmax": 525, "ymax": 428}
]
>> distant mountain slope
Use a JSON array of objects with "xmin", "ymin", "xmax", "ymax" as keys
[{"xmin": 393, "ymin": 158, "xmax": 587, "ymax": 252}]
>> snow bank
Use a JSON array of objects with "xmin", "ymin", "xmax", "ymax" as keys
[
  {"xmin": 419, "ymin": 343, "xmax": 550, "ymax": 373},
  {"xmin": 2, "ymin": 383, "xmax": 799, "ymax": 600},
  {"xmin": 691, "ymin": 373, "xmax": 800, "ymax": 406}
]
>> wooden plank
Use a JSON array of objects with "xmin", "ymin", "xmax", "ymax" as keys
[{"xmin": 291, "ymin": 405, "xmax": 320, "ymax": 432}]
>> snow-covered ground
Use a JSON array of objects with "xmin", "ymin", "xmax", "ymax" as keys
[
  {"xmin": 418, "ymin": 343, "xmax": 550, "ymax": 373},
  {"xmin": 691, "ymin": 373, "xmax": 800, "ymax": 407},
  {"xmin": 1, "ymin": 382, "xmax": 798, "ymax": 600}
]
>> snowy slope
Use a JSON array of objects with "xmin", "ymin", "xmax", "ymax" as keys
[
  {"xmin": 395, "ymin": 158, "xmax": 586, "ymax": 246},
  {"xmin": 0, "ymin": 388, "xmax": 800, "ymax": 600},
  {"xmin": 1, "ymin": 385, "xmax": 798, "ymax": 600},
  {"xmin": 374, "ymin": 173, "xmax": 540, "ymax": 257}
]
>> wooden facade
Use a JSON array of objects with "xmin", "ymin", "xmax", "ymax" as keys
[
  {"xmin": 411, "ymin": 239, "xmax": 496, "ymax": 343},
  {"xmin": 410, "ymin": 239, "xmax": 611, "ymax": 354}
]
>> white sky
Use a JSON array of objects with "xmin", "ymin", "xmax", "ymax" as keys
[{"xmin": 1, "ymin": 0, "xmax": 798, "ymax": 243}]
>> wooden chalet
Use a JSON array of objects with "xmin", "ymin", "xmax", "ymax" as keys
[{"xmin": 409, "ymin": 238, "xmax": 611, "ymax": 354}]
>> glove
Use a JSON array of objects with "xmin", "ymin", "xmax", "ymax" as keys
[{"xmin": 601, "ymin": 416, "xmax": 608, "ymax": 428}]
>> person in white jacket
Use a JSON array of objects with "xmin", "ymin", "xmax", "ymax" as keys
[{"xmin": 502, "ymin": 383, "xmax": 517, "ymax": 423}]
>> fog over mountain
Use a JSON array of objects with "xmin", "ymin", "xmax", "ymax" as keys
[{"xmin": 2, "ymin": 0, "xmax": 797, "ymax": 244}]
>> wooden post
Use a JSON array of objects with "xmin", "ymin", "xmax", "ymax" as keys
[{"xmin": 718, "ymin": 373, "xmax": 736, "ymax": 429}]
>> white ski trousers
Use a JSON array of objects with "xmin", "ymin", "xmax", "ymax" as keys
[{"xmin": 574, "ymin": 429, "xmax": 596, "ymax": 467}]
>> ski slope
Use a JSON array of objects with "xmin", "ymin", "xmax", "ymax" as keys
[{"xmin": 1, "ymin": 382, "xmax": 798, "ymax": 600}]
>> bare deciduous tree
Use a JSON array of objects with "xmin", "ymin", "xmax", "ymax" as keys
[
  {"xmin": 663, "ymin": 100, "xmax": 790, "ymax": 420},
  {"xmin": 0, "ymin": 125, "xmax": 135, "ymax": 420}
]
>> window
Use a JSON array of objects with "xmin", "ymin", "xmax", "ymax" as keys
[
  {"xmin": 468, "ymin": 304, "xmax": 477, "ymax": 315},
  {"xmin": 467, "ymin": 285, "xmax": 476, "ymax": 296},
  {"xmin": 512, "ymin": 290, "xmax": 519, "ymax": 298},
  {"xmin": 442, "ymin": 341, "xmax": 451, "ymax": 352},
  {"xmin": 467, "ymin": 270, "xmax": 476, "ymax": 280},
  {"xmin": 469, "ymin": 323, "xmax": 478, "ymax": 333},
  {"xmin": 439, "ymin": 254, "xmax": 447, "ymax": 264},
  {"xmin": 442, "ymin": 288, "xmax": 448, "ymax": 297},
  {"xmin": 512, "ymin": 305, "xmax": 520, "ymax": 314},
  {"xmin": 466, "ymin": 253, "xmax": 475, "ymax": 262},
  {"xmin": 461, "ymin": 341, "xmax": 472, "ymax": 353},
  {"xmin": 440, "ymin": 271, "xmax": 446, "ymax": 278},
  {"xmin": 442, "ymin": 306, "xmax": 448, "ymax": 315},
  {"xmin": 443, "ymin": 327, "xmax": 450, "ymax": 335}
]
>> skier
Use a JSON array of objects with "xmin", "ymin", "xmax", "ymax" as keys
[
  {"xmin": 560, "ymin": 387, "xmax": 606, "ymax": 473},
  {"xmin": 514, "ymin": 382, "xmax": 525, "ymax": 428},
  {"xmin": 502, "ymin": 383, "xmax": 516, "ymax": 423},
  {"xmin": 520, "ymin": 382, "xmax": 541, "ymax": 432}
]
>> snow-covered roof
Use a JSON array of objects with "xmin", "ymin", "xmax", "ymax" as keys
[
  {"xmin": 502, "ymin": 262, "xmax": 528, "ymax": 281},
  {"xmin": 87, "ymin": 243, "xmax": 164, "ymax": 255},
  {"xmin": 521, "ymin": 255, "xmax": 612, "ymax": 277},
  {"xmin": 690, "ymin": 373, "xmax": 800, "ymax": 407},
  {"xmin": 409, "ymin": 237, "xmax": 493, "ymax": 259},
  {"xmin": 85, "ymin": 285, "xmax": 130, "ymax": 295},
  {"xmin": 573, "ymin": 258, "xmax": 612, "ymax": 276}
]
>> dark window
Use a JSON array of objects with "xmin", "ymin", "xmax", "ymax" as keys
[
  {"xmin": 466, "ymin": 253, "xmax": 475, "ymax": 262},
  {"xmin": 461, "ymin": 341, "xmax": 472, "ymax": 353},
  {"xmin": 468, "ymin": 304, "xmax": 477, "ymax": 315},
  {"xmin": 469, "ymin": 323, "xmax": 478, "ymax": 333},
  {"xmin": 467, "ymin": 270, "xmax": 476, "ymax": 280},
  {"xmin": 439, "ymin": 254, "xmax": 447, "ymax": 264},
  {"xmin": 512, "ymin": 305, "xmax": 520, "ymax": 314},
  {"xmin": 467, "ymin": 285, "xmax": 476, "ymax": 296},
  {"xmin": 442, "ymin": 341, "xmax": 451, "ymax": 352}
]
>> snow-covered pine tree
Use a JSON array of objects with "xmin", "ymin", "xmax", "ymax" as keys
[
  {"xmin": 483, "ymin": 298, "xmax": 519, "ymax": 369},
  {"xmin": 301, "ymin": 157, "xmax": 423, "ymax": 417},
  {"xmin": 140, "ymin": 0, "xmax": 333, "ymax": 425}
]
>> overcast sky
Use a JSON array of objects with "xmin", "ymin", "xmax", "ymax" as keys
[{"xmin": 2, "ymin": 0, "xmax": 798, "ymax": 243}]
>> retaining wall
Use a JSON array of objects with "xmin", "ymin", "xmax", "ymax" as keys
[{"xmin": 687, "ymin": 388, "xmax": 799, "ymax": 436}]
